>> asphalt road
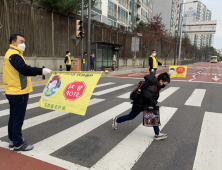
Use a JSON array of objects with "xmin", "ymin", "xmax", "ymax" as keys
[{"xmin": 0, "ymin": 64, "xmax": 222, "ymax": 170}]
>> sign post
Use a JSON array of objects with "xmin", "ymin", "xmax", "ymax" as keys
[{"xmin": 131, "ymin": 36, "xmax": 141, "ymax": 68}]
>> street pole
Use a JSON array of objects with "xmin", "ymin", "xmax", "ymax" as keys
[
  {"xmin": 81, "ymin": 0, "xmax": 84, "ymax": 71},
  {"xmin": 174, "ymin": 3, "xmax": 181, "ymax": 65},
  {"xmin": 87, "ymin": 0, "xmax": 91, "ymax": 71},
  {"xmin": 178, "ymin": 4, "xmax": 183, "ymax": 63}
]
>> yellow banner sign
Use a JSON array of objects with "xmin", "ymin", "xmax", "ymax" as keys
[
  {"xmin": 169, "ymin": 66, "xmax": 187, "ymax": 77},
  {"xmin": 37, "ymin": 71, "xmax": 102, "ymax": 116}
]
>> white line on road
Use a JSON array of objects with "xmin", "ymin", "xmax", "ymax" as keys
[
  {"xmin": 90, "ymin": 106, "xmax": 178, "ymax": 170},
  {"xmin": 0, "ymin": 102, "xmax": 39, "ymax": 118},
  {"xmin": 0, "ymin": 93, "xmax": 42, "ymax": 105},
  {"xmin": 93, "ymin": 84, "xmax": 134, "ymax": 96},
  {"xmin": 193, "ymin": 112, "xmax": 222, "ymax": 170},
  {"xmin": 117, "ymin": 92, "xmax": 131, "ymax": 99},
  {"xmin": 158, "ymin": 87, "xmax": 180, "ymax": 102},
  {"xmin": 0, "ymin": 98, "xmax": 105, "ymax": 138},
  {"xmin": 95, "ymin": 82, "xmax": 115, "ymax": 88},
  {"xmin": 185, "ymin": 89, "xmax": 206, "ymax": 107},
  {"xmin": 0, "ymin": 83, "xmax": 113, "ymax": 104},
  {"xmin": 33, "ymin": 102, "xmax": 132, "ymax": 154}
]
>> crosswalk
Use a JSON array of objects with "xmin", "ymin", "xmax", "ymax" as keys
[{"xmin": 0, "ymin": 81, "xmax": 220, "ymax": 170}]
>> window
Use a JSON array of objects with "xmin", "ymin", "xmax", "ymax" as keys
[
  {"xmin": 94, "ymin": 0, "xmax": 102, "ymax": 9},
  {"xmin": 108, "ymin": 0, "xmax": 114, "ymax": 8},
  {"xmin": 108, "ymin": 1, "xmax": 117, "ymax": 17},
  {"xmin": 149, "ymin": 3, "xmax": 152, "ymax": 9},
  {"xmin": 95, "ymin": 14, "xmax": 101, "ymax": 21},
  {"xmin": 149, "ymin": 14, "xmax": 151, "ymax": 19},
  {"xmin": 129, "ymin": 15, "xmax": 131, "ymax": 22},
  {"xmin": 120, "ymin": 8, "xmax": 126, "ymax": 17},
  {"xmin": 143, "ymin": 0, "xmax": 147, "ymax": 4},
  {"xmin": 108, "ymin": 19, "xmax": 116, "ymax": 27},
  {"xmin": 142, "ymin": 9, "xmax": 146, "ymax": 16}
]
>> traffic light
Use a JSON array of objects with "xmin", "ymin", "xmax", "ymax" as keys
[{"xmin": 76, "ymin": 20, "xmax": 84, "ymax": 38}]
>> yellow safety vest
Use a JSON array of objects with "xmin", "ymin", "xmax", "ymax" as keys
[
  {"xmin": 3, "ymin": 45, "xmax": 33, "ymax": 95},
  {"xmin": 149, "ymin": 55, "xmax": 158, "ymax": 69},
  {"xmin": 66, "ymin": 55, "xmax": 71, "ymax": 65}
]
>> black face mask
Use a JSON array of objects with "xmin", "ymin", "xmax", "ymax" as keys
[{"xmin": 161, "ymin": 84, "xmax": 166, "ymax": 88}]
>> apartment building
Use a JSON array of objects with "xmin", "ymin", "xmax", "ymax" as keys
[
  {"xmin": 184, "ymin": 0, "xmax": 214, "ymax": 48},
  {"xmin": 153, "ymin": 0, "xmax": 183, "ymax": 36},
  {"xmin": 89, "ymin": 0, "xmax": 153, "ymax": 31}
]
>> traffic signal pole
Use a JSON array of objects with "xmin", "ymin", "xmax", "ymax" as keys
[
  {"xmin": 81, "ymin": 0, "xmax": 84, "ymax": 71},
  {"xmin": 87, "ymin": 0, "xmax": 91, "ymax": 71}
]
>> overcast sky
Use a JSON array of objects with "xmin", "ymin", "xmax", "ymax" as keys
[{"xmin": 201, "ymin": 0, "xmax": 221, "ymax": 49}]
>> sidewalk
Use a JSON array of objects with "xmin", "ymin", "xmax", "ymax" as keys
[{"xmin": 0, "ymin": 66, "xmax": 167, "ymax": 88}]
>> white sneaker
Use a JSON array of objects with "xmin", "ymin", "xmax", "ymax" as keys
[
  {"xmin": 154, "ymin": 133, "xmax": 167, "ymax": 140},
  {"xmin": 112, "ymin": 117, "xmax": 118, "ymax": 130}
]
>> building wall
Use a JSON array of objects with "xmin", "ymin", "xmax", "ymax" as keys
[
  {"xmin": 91, "ymin": 0, "xmax": 153, "ymax": 31},
  {"xmin": 184, "ymin": 0, "xmax": 213, "ymax": 48},
  {"xmin": 153, "ymin": 0, "xmax": 172, "ymax": 32},
  {"xmin": 153, "ymin": 0, "xmax": 183, "ymax": 36}
]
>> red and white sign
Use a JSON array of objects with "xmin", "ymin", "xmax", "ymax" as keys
[
  {"xmin": 63, "ymin": 81, "xmax": 87, "ymax": 101},
  {"xmin": 176, "ymin": 67, "xmax": 186, "ymax": 74}
]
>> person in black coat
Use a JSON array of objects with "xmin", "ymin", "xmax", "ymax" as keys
[{"xmin": 112, "ymin": 72, "xmax": 170, "ymax": 140}]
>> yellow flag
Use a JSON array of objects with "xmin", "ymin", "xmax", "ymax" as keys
[
  {"xmin": 37, "ymin": 71, "xmax": 102, "ymax": 116},
  {"xmin": 169, "ymin": 66, "xmax": 187, "ymax": 77}
]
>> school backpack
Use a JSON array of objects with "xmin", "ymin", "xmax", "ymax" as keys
[{"xmin": 130, "ymin": 81, "xmax": 157, "ymax": 101}]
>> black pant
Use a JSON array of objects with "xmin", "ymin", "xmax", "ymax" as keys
[
  {"xmin": 149, "ymin": 69, "xmax": 157, "ymax": 77},
  {"xmin": 90, "ymin": 63, "xmax": 94, "ymax": 70},
  {"xmin": 66, "ymin": 65, "xmax": 71, "ymax": 71},
  {"xmin": 6, "ymin": 94, "xmax": 29, "ymax": 147}
]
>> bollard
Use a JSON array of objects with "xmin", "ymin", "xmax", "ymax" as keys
[
  {"xmin": 60, "ymin": 65, "xmax": 62, "ymax": 71},
  {"xmin": 42, "ymin": 66, "xmax": 45, "ymax": 80}
]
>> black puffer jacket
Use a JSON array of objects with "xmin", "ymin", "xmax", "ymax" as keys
[{"xmin": 132, "ymin": 75, "xmax": 161, "ymax": 112}]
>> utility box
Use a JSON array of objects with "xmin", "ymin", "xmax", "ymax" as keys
[{"xmin": 73, "ymin": 58, "xmax": 81, "ymax": 71}]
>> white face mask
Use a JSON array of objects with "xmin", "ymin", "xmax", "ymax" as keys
[
  {"xmin": 17, "ymin": 43, "xmax": 26, "ymax": 51},
  {"xmin": 69, "ymin": 53, "xmax": 71, "ymax": 55},
  {"xmin": 152, "ymin": 53, "xmax": 156, "ymax": 56}
]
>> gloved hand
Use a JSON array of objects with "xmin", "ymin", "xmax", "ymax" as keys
[
  {"xmin": 151, "ymin": 69, "xmax": 154, "ymax": 72},
  {"xmin": 162, "ymin": 64, "xmax": 165, "ymax": 67},
  {"xmin": 42, "ymin": 68, "xmax": 52, "ymax": 75}
]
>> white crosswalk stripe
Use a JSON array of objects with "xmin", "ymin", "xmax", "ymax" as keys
[
  {"xmin": 117, "ymin": 87, "xmax": 180, "ymax": 101},
  {"xmin": 117, "ymin": 91, "xmax": 131, "ymax": 99},
  {"xmin": 185, "ymin": 89, "xmax": 206, "ymax": 107},
  {"xmin": 33, "ymin": 102, "xmax": 132, "ymax": 154},
  {"xmin": 0, "ymin": 82, "xmax": 115, "ymax": 105},
  {"xmin": 0, "ymin": 102, "xmax": 39, "ymax": 118},
  {"xmin": 0, "ymin": 93, "xmax": 42, "ymax": 105},
  {"xmin": 91, "ymin": 106, "xmax": 178, "ymax": 170},
  {"xmin": 0, "ymin": 98, "xmax": 105, "ymax": 138},
  {"xmin": 158, "ymin": 87, "xmax": 180, "ymax": 102},
  {"xmin": 0, "ymin": 82, "xmax": 213, "ymax": 170},
  {"xmin": 193, "ymin": 111, "xmax": 222, "ymax": 170},
  {"xmin": 95, "ymin": 82, "xmax": 115, "ymax": 88},
  {"xmin": 93, "ymin": 84, "xmax": 134, "ymax": 96}
]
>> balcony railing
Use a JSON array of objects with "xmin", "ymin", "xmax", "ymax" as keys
[
  {"xmin": 108, "ymin": 7, "xmax": 117, "ymax": 18},
  {"xmin": 118, "ymin": 14, "xmax": 127, "ymax": 23}
]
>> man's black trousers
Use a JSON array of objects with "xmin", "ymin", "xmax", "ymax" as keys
[
  {"xmin": 66, "ymin": 65, "xmax": 71, "ymax": 71},
  {"xmin": 6, "ymin": 94, "xmax": 29, "ymax": 147}
]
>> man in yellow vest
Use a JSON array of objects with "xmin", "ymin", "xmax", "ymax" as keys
[
  {"xmin": 149, "ymin": 50, "xmax": 163, "ymax": 76},
  {"xmin": 3, "ymin": 34, "xmax": 52, "ymax": 151},
  {"xmin": 64, "ymin": 51, "xmax": 71, "ymax": 71}
]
